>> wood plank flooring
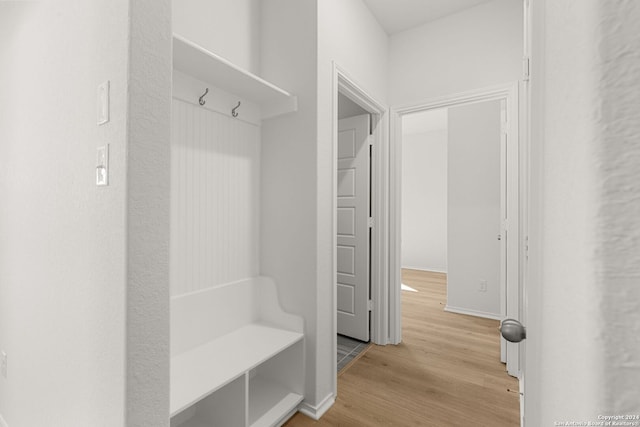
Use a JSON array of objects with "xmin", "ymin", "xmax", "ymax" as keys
[{"xmin": 284, "ymin": 269, "xmax": 520, "ymax": 427}]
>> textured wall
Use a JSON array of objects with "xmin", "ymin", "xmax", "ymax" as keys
[
  {"xmin": 0, "ymin": 1, "xmax": 129, "ymax": 425},
  {"xmin": 126, "ymin": 1, "xmax": 172, "ymax": 426},
  {"xmin": 595, "ymin": 0, "xmax": 640, "ymax": 413},
  {"xmin": 527, "ymin": 0, "xmax": 640, "ymax": 424}
]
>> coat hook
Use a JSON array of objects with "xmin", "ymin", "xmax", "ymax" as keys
[
  {"xmin": 232, "ymin": 101, "xmax": 241, "ymax": 117},
  {"xmin": 199, "ymin": 88, "xmax": 209, "ymax": 106}
]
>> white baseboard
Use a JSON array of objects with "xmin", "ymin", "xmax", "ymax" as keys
[
  {"xmin": 444, "ymin": 305, "xmax": 502, "ymax": 321},
  {"xmin": 401, "ymin": 266, "xmax": 447, "ymax": 274},
  {"xmin": 0, "ymin": 413, "xmax": 8, "ymax": 427},
  {"xmin": 298, "ymin": 393, "xmax": 335, "ymax": 420}
]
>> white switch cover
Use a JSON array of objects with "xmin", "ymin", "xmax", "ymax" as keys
[
  {"xmin": 1, "ymin": 351, "xmax": 7, "ymax": 378},
  {"xmin": 97, "ymin": 80, "xmax": 110, "ymax": 125},
  {"xmin": 96, "ymin": 145, "xmax": 109, "ymax": 186}
]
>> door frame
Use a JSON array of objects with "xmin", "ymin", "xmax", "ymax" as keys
[
  {"xmin": 389, "ymin": 82, "xmax": 524, "ymax": 374},
  {"xmin": 331, "ymin": 62, "xmax": 390, "ymax": 362}
]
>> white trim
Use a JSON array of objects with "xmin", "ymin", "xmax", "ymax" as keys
[
  {"xmin": 444, "ymin": 305, "xmax": 503, "ymax": 321},
  {"xmin": 0, "ymin": 413, "xmax": 8, "ymax": 427},
  {"xmin": 389, "ymin": 106, "xmax": 403, "ymax": 345},
  {"xmin": 331, "ymin": 63, "xmax": 340, "ymax": 400},
  {"xmin": 332, "ymin": 63, "xmax": 390, "ymax": 351},
  {"xmin": 390, "ymin": 81, "xmax": 522, "ymax": 367},
  {"xmin": 394, "ymin": 82, "xmax": 518, "ymax": 115},
  {"xmin": 522, "ymin": 0, "xmax": 545, "ymax": 423},
  {"xmin": 298, "ymin": 393, "xmax": 335, "ymax": 420},
  {"xmin": 519, "ymin": 373, "xmax": 525, "ymax": 427}
]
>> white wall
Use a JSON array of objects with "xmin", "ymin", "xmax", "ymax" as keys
[
  {"xmin": 260, "ymin": 0, "xmax": 389, "ymax": 415},
  {"xmin": 259, "ymin": 0, "xmax": 322, "ymax": 411},
  {"xmin": 389, "ymin": 0, "xmax": 523, "ymax": 106},
  {"xmin": 316, "ymin": 0, "xmax": 388, "ymax": 408},
  {"xmin": 173, "ymin": 0, "xmax": 261, "ymax": 74},
  {"xmin": 0, "ymin": 1, "xmax": 171, "ymax": 426},
  {"xmin": 401, "ymin": 129, "xmax": 448, "ymax": 272},
  {"xmin": 526, "ymin": 0, "xmax": 640, "ymax": 424},
  {"xmin": 447, "ymin": 101, "xmax": 501, "ymax": 317}
]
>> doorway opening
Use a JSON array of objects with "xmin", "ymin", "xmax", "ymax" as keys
[
  {"xmin": 401, "ymin": 100, "xmax": 504, "ymax": 319},
  {"xmin": 331, "ymin": 64, "xmax": 389, "ymax": 384},
  {"xmin": 390, "ymin": 83, "xmax": 522, "ymax": 376},
  {"xmin": 336, "ymin": 93, "xmax": 372, "ymax": 371}
]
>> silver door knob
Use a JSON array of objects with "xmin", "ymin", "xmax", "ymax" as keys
[
  {"xmin": 497, "ymin": 234, "xmax": 502, "ymax": 241},
  {"xmin": 500, "ymin": 318, "xmax": 526, "ymax": 343}
]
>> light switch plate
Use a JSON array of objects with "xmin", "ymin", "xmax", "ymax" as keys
[
  {"xmin": 97, "ymin": 80, "xmax": 110, "ymax": 125},
  {"xmin": 96, "ymin": 145, "xmax": 109, "ymax": 186}
]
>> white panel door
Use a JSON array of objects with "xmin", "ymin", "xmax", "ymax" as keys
[{"xmin": 337, "ymin": 114, "xmax": 370, "ymax": 342}]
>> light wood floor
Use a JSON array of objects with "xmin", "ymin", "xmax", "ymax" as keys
[{"xmin": 285, "ymin": 269, "xmax": 520, "ymax": 427}]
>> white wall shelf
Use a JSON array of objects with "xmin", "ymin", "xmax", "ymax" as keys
[{"xmin": 173, "ymin": 34, "xmax": 297, "ymax": 120}]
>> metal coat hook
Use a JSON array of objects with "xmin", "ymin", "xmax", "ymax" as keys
[
  {"xmin": 199, "ymin": 88, "xmax": 209, "ymax": 106},
  {"xmin": 232, "ymin": 101, "xmax": 241, "ymax": 118}
]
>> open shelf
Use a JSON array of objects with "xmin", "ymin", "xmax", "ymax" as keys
[
  {"xmin": 173, "ymin": 34, "xmax": 297, "ymax": 119},
  {"xmin": 249, "ymin": 377, "xmax": 303, "ymax": 427},
  {"xmin": 171, "ymin": 375, "xmax": 246, "ymax": 427}
]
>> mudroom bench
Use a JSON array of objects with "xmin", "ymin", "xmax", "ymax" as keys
[{"xmin": 170, "ymin": 277, "xmax": 304, "ymax": 427}]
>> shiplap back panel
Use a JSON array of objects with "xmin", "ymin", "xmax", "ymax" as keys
[{"xmin": 171, "ymin": 98, "xmax": 260, "ymax": 296}]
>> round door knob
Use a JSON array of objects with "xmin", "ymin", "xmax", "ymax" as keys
[{"xmin": 500, "ymin": 318, "xmax": 526, "ymax": 343}]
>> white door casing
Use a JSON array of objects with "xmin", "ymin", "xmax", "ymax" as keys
[
  {"xmin": 500, "ymin": 99, "xmax": 508, "ymax": 364},
  {"xmin": 390, "ymin": 82, "xmax": 521, "ymax": 373},
  {"xmin": 337, "ymin": 114, "xmax": 371, "ymax": 342}
]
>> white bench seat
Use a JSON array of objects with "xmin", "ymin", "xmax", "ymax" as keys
[
  {"xmin": 171, "ymin": 323, "xmax": 303, "ymax": 416},
  {"xmin": 170, "ymin": 277, "xmax": 305, "ymax": 427}
]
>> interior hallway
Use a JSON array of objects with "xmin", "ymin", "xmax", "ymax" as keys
[{"xmin": 285, "ymin": 269, "xmax": 519, "ymax": 426}]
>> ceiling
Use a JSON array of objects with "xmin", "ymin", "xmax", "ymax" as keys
[{"xmin": 362, "ymin": 0, "xmax": 495, "ymax": 35}]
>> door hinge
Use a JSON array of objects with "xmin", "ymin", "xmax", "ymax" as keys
[
  {"xmin": 368, "ymin": 135, "xmax": 374, "ymax": 146},
  {"xmin": 522, "ymin": 57, "xmax": 530, "ymax": 81},
  {"xmin": 368, "ymin": 300, "xmax": 374, "ymax": 311},
  {"xmin": 368, "ymin": 217, "xmax": 374, "ymax": 228}
]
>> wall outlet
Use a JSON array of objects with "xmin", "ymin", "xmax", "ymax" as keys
[
  {"xmin": 479, "ymin": 280, "xmax": 488, "ymax": 292},
  {"xmin": 1, "ymin": 351, "xmax": 6, "ymax": 378}
]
